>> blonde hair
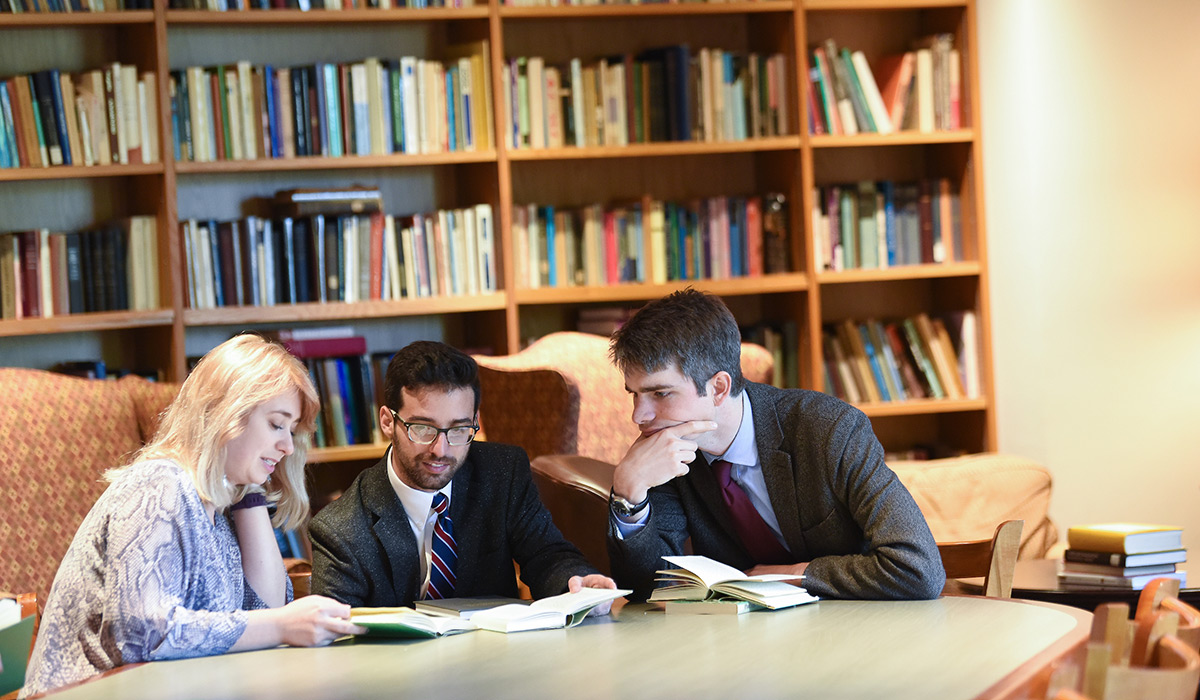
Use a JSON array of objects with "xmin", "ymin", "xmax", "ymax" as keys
[{"xmin": 113, "ymin": 333, "xmax": 319, "ymax": 530}]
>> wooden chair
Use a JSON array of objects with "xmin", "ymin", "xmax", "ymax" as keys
[
  {"xmin": 1135, "ymin": 577, "xmax": 1200, "ymax": 652},
  {"xmin": 1062, "ymin": 594, "xmax": 1200, "ymax": 700},
  {"xmin": 937, "ymin": 519, "xmax": 1023, "ymax": 597}
]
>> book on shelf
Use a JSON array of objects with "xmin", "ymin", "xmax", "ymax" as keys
[
  {"xmin": 349, "ymin": 607, "xmax": 477, "ymax": 639},
  {"xmin": 273, "ymin": 186, "xmax": 383, "ymax": 217},
  {"xmin": 1066, "ymin": 523, "xmax": 1184, "ymax": 555},
  {"xmin": 648, "ymin": 555, "xmax": 818, "ymax": 610},
  {"xmin": 1057, "ymin": 569, "xmax": 1187, "ymax": 591},
  {"xmin": 1062, "ymin": 548, "xmax": 1187, "ymax": 568},
  {"xmin": 469, "ymin": 587, "xmax": 630, "ymax": 634}
]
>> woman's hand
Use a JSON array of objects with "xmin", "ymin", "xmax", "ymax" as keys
[{"xmin": 274, "ymin": 596, "xmax": 367, "ymax": 647}]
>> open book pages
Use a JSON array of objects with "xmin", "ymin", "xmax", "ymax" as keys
[
  {"xmin": 650, "ymin": 555, "xmax": 819, "ymax": 610},
  {"xmin": 471, "ymin": 587, "xmax": 632, "ymax": 633},
  {"xmin": 349, "ymin": 607, "xmax": 478, "ymax": 639}
]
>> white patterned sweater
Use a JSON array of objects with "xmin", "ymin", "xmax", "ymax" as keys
[{"xmin": 21, "ymin": 459, "xmax": 289, "ymax": 698}]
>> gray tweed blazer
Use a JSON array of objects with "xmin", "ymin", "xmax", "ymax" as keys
[
  {"xmin": 608, "ymin": 381, "xmax": 945, "ymax": 601},
  {"xmin": 310, "ymin": 441, "xmax": 598, "ymax": 607}
]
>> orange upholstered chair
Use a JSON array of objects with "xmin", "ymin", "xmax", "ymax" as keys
[
  {"xmin": 475, "ymin": 331, "xmax": 775, "ymax": 464},
  {"xmin": 0, "ymin": 370, "xmax": 179, "ymax": 605}
]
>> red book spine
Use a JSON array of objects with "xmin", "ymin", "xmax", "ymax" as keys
[
  {"xmin": 19, "ymin": 231, "xmax": 41, "ymax": 318},
  {"xmin": 282, "ymin": 335, "xmax": 367, "ymax": 359},
  {"xmin": 368, "ymin": 212, "xmax": 384, "ymax": 300}
]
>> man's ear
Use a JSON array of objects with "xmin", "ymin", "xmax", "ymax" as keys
[
  {"xmin": 709, "ymin": 371, "xmax": 733, "ymax": 406},
  {"xmin": 379, "ymin": 406, "xmax": 394, "ymax": 439}
]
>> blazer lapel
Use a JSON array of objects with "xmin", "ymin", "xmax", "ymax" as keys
[
  {"xmin": 747, "ymin": 383, "xmax": 806, "ymax": 558},
  {"xmin": 362, "ymin": 457, "xmax": 421, "ymax": 603},
  {"xmin": 443, "ymin": 452, "xmax": 476, "ymax": 593}
]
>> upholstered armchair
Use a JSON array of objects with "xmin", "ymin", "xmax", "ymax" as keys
[
  {"xmin": 0, "ymin": 370, "xmax": 176, "ymax": 604},
  {"xmin": 474, "ymin": 331, "xmax": 776, "ymax": 464}
]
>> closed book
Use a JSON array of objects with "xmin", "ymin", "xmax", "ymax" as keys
[
  {"xmin": 665, "ymin": 599, "xmax": 765, "ymax": 615},
  {"xmin": 1066, "ymin": 523, "xmax": 1183, "ymax": 555},
  {"xmin": 1060, "ymin": 561, "xmax": 1177, "ymax": 577},
  {"xmin": 414, "ymin": 596, "xmax": 520, "ymax": 620},
  {"xmin": 274, "ymin": 186, "xmax": 383, "ymax": 217},
  {"xmin": 1058, "ymin": 570, "xmax": 1186, "ymax": 590},
  {"xmin": 1063, "ymin": 548, "xmax": 1187, "ymax": 568}
]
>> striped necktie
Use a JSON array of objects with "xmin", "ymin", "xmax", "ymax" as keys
[{"xmin": 425, "ymin": 492, "xmax": 458, "ymax": 600}]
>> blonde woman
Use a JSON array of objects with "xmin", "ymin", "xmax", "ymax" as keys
[{"xmin": 22, "ymin": 335, "xmax": 363, "ymax": 698}]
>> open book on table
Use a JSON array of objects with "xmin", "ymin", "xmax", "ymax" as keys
[
  {"xmin": 649, "ymin": 555, "xmax": 819, "ymax": 610},
  {"xmin": 471, "ymin": 587, "xmax": 631, "ymax": 633},
  {"xmin": 349, "ymin": 607, "xmax": 478, "ymax": 639}
]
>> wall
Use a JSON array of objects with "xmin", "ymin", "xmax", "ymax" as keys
[{"xmin": 978, "ymin": 0, "xmax": 1200, "ymax": 552}]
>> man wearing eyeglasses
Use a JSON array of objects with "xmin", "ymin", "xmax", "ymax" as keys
[{"xmin": 309, "ymin": 340, "xmax": 617, "ymax": 607}]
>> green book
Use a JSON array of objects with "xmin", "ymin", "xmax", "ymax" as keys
[
  {"xmin": 0, "ymin": 613, "xmax": 35, "ymax": 695},
  {"xmin": 350, "ymin": 607, "xmax": 477, "ymax": 639}
]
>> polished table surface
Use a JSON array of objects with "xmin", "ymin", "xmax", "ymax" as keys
[
  {"xmin": 50, "ymin": 597, "xmax": 1090, "ymax": 700},
  {"xmin": 959, "ymin": 559, "xmax": 1197, "ymax": 611}
]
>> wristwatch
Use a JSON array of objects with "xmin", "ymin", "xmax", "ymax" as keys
[{"xmin": 609, "ymin": 488, "xmax": 650, "ymax": 518}]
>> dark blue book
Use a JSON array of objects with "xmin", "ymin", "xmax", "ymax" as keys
[
  {"xmin": 264, "ymin": 65, "xmax": 282, "ymax": 159},
  {"xmin": 334, "ymin": 358, "xmax": 358, "ymax": 444},
  {"xmin": 206, "ymin": 221, "xmax": 225, "ymax": 307}
]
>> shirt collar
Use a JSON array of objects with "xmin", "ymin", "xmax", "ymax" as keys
[
  {"xmin": 386, "ymin": 446, "xmax": 452, "ymax": 529},
  {"xmin": 704, "ymin": 390, "xmax": 757, "ymax": 469}
]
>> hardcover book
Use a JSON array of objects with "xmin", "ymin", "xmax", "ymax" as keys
[
  {"xmin": 1066, "ymin": 523, "xmax": 1184, "ymax": 555},
  {"xmin": 349, "ymin": 607, "xmax": 477, "ymax": 639},
  {"xmin": 1062, "ymin": 548, "xmax": 1187, "ymax": 568}
]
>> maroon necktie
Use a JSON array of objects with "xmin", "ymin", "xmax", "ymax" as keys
[{"xmin": 712, "ymin": 460, "xmax": 791, "ymax": 564}]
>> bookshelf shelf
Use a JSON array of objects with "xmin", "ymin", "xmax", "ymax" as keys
[
  {"xmin": 0, "ymin": 310, "xmax": 175, "ymax": 338},
  {"xmin": 165, "ymin": 7, "xmax": 490, "ymax": 24},
  {"xmin": 183, "ymin": 293, "xmax": 508, "ymax": 326},
  {"xmin": 0, "ymin": 164, "xmax": 165, "ymax": 183},
  {"xmin": 809, "ymin": 131, "xmax": 975, "ymax": 149},
  {"xmin": 514, "ymin": 274, "xmax": 808, "ymax": 305},
  {"xmin": 308, "ymin": 442, "xmax": 388, "ymax": 464},
  {"xmin": 506, "ymin": 137, "xmax": 801, "ymax": 162},
  {"xmin": 804, "ymin": 0, "xmax": 966, "ymax": 9},
  {"xmin": 0, "ymin": 11, "xmax": 155, "ymax": 26},
  {"xmin": 856, "ymin": 397, "xmax": 986, "ymax": 418},
  {"xmin": 173, "ymin": 151, "xmax": 498, "ymax": 174},
  {"xmin": 816, "ymin": 263, "xmax": 980, "ymax": 284},
  {"xmin": 498, "ymin": 1, "xmax": 794, "ymax": 18}
]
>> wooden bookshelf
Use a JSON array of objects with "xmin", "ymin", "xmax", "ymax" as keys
[{"xmin": 0, "ymin": 0, "xmax": 996, "ymax": 458}]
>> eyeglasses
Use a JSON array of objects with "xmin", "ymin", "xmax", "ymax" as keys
[{"xmin": 390, "ymin": 410, "xmax": 478, "ymax": 446}]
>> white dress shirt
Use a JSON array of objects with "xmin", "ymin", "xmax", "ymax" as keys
[{"xmin": 385, "ymin": 447, "xmax": 453, "ymax": 598}]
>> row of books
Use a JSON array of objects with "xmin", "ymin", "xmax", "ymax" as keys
[
  {"xmin": 0, "ymin": 0, "xmax": 147, "ymax": 11},
  {"xmin": 183, "ymin": 204, "xmax": 497, "ymax": 310},
  {"xmin": 512, "ymin": 193, "xmax": 790, "ymax": 290},
  {"xmin": 0, "ymin": 66, "xmax": 160, "ymax": 170},
  {"xmin": 0, "ymin": 217, "xmax": 160, "ymax": 320},
  {"xmin": 806, "ymin": 35, "xmax": 960, "ymax": 136},
  {"xmin": 812, "ymin": 178, "xmax": 962, "ymax": 271},
  {"xmin": 278, "ymin": 333, "xmax": 386, "ymax": 448},
  {"xmin": 168, "ymin": 0, "xmax": 471, "ymax": 8},
  {"xmin": 503, "ymin": 47, "xmax": 789, "ymax": 150},
  {"xmin": 1059, "ymin": 523, "xmax": 1187, "ymax": 590},
  {"xmin": 169, "ymin": 45, "xmax": 493, "ymax": 163},
  {"xmin": 822, "ymin": 312, "xmax": 980, "ymax": 405},
  {"xmin": 502, "ymin": 0, "xmax": 762, "ymax": 5},
  {"xmin": 743, "ymin": 320, "xmax": 799, "ymax": 391}
]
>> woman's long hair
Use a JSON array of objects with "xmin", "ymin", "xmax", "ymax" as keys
[{"xmin": 112, "ymin": 334, "xmax": 320, "ymax": 530}]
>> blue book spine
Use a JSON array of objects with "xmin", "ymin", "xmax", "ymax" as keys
[
  {"xmin": 728, "ymin": 198, "xmax": 742, "ymax": 277},
  {"xmin": 543, "ymin": 206, "xmax": 556, "ymax": 287},
  {"xmin": 334, "ymin": 358, "xmax": 358, "ymax": 444},
  {"xmin": 0, "ymin": 82, "xmax": 13, "ymax": 168},
  {"xmin": 858, "ymin": 324, "xmax": 891, "ymax": 401},
  {"xmin": 47, "ymin": 70, "xmax": 71, "ymax": 165},
  {"xmin": 208, "ymin": 221, "xmax": 226, "ymax": 307},
  {"xmin": 880, "ymin": 180, "xmax": 897, "ymax": 267},
  {"xmin": 264, "ymin": 65, "xmax": 281, "ymax": 159},
  {"xmin": 169, "ymin": 75, "xmax": 183, "ymax": 162}
]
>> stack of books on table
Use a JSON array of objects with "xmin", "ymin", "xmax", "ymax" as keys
[{"xmin": 1059, "ymin": 523, "xmax": 1186, "ymax": 590}]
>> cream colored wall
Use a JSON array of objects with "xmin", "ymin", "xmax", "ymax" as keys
[{"xmin": 978, "ymin": 0, "xmax": 1200, "ymax": 554}]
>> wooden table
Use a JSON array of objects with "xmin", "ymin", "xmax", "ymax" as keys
[
  {"xmin": 959, "ymin": 559, "xmax": 1197, "ymax": 611},
  {"xmin": 47, "ymin": 596, "xmax": 1090, "ymax": 700}
]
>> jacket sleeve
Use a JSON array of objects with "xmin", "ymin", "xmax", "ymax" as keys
[
  {"xmin": 309, "ymin": 508, "xmax": 372, "ymax": 607},
  {"xmin": 799, "ymin": 406, "xmax": 945, "ymax": 600},
  {"xmin": 501, "ymin": 446, "xmax": 600, "ymax": 599}
]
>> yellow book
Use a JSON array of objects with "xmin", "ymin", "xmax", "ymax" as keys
[{"xmin": 1066, "ymin": 523, "xmax": 1183, "ymax": 555}]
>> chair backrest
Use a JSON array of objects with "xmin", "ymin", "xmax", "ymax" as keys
[
  {"xmin": 0, "ymin": 370, "xmax": 147, "ymax": 604},
  {"xmin": 936, "ymin": 519, "xmax": 1023, "ymax": 598},
  {"xmin": 1136, "ymin": 578, "xmax": 1200, "ymax": 652},
  {"xmin": 475, "ymin": 331, "xmax": 775, "ymax": 464},
  {"xmin": 528, "ymin": 454, "xmax": 614, "ymax": 575}
]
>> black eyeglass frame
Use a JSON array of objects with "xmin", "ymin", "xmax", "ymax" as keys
[{"xmin": 389, "ymin": 409, "xmax": 479, "ymax": 446}]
